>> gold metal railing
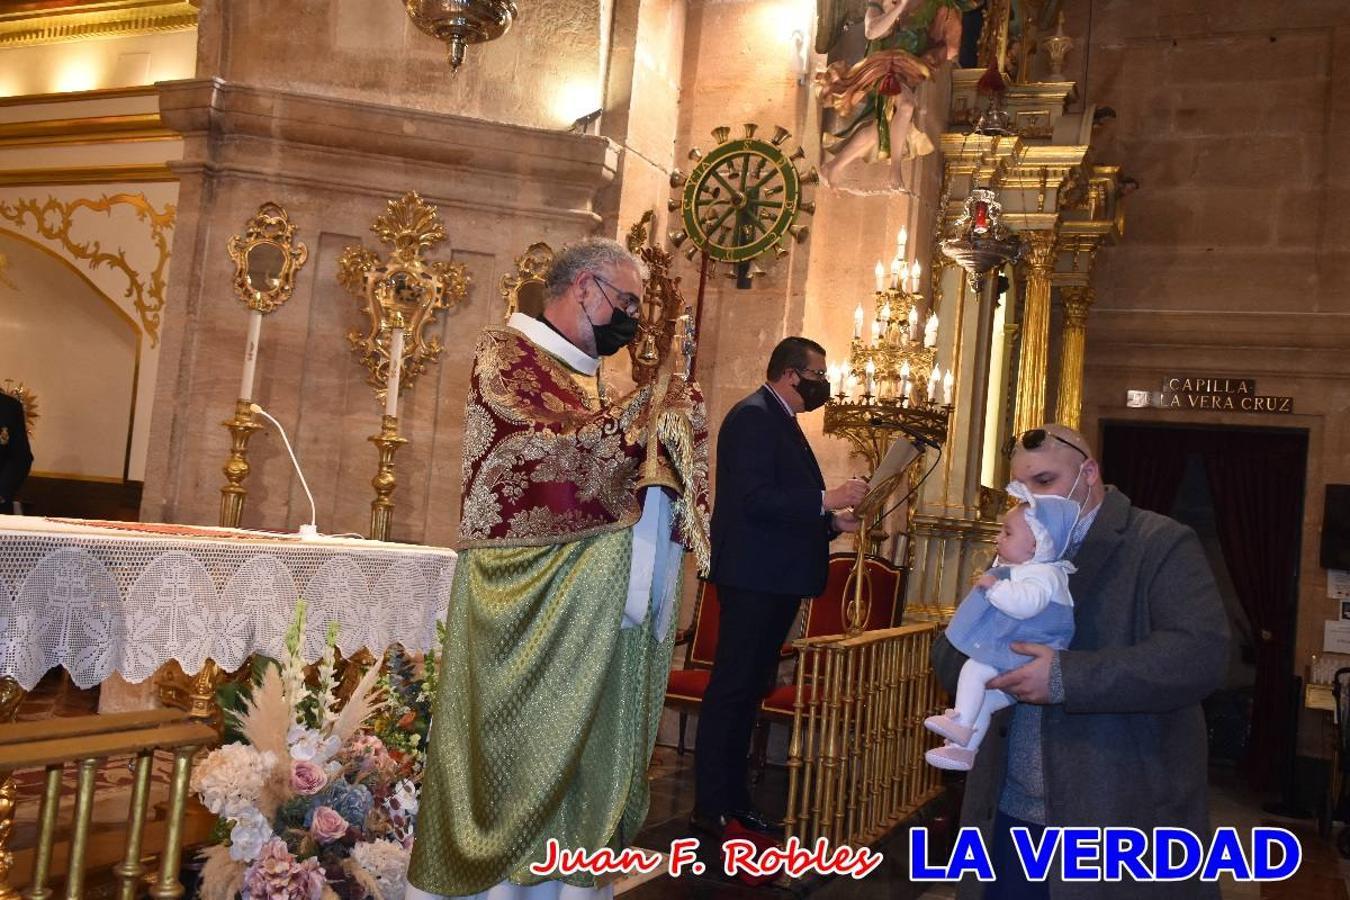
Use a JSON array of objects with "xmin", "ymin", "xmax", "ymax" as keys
[
  {"xmin": 783, "ymin": 622, "xmax": 944, "ymax": 848},
  {"xmin": 0, "ymin": 709, "xmax": 217, "ymax": 900}
]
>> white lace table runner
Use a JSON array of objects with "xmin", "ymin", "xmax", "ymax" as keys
[{"xmin": 0, "ymin": 518, "xmax": 458, "ymax": 690}]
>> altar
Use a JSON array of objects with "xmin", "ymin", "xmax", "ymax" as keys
[{"xmin": 0, "ymin": 515, "xmax": 457, "ymax": 701}]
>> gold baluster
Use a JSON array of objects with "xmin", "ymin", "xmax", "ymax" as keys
[
  {"xmin": 837, "ymin": 644, "xmax": 858, "ymax": 844},
  {"xmin": 150, "ymin": 745, "xmax": 197, "ymax": 900},
  {"xmin": 800, "ymin": 645, "xmax": 822, "ymax": 843},
  {"xmin": 0, "ymin": 677, "xmax": 26, "ymax": 900},
  {"xmin": 115, "ymin": 751, "xmax": 155, "ymax": 900},
  {"xmin": 65, "ymin": 757, "xmax": 100, "ymax": 900},
  {"xmin": 23, "ymin": 765, "xmax": 63, "ymax": 900},
  {"xmin": 886, "ymin": 638, "xmax": 903, "ymax": 820},
  {"xmin": 864, "ymin": 644, "xmax": 885, "ymax": 841},
  {"xmin": 783, "ymin": 640, "xmax": 809, "ymax": 843},
  {"xmin": 817, "ymin": 647, "xmax": 843, "ymax": 847}
]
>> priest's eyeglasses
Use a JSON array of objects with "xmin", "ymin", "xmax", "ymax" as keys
[
  {"xmin": 591, "ymin": 274, "xmax": 641, "ymax": 317},
  {"xmin": 794, "ymin": 366, "xmax": 828, "ymax": 380},
  {"xmin": 1003, "ymin": 428, "xmax": 1088, "ymax": 460}
]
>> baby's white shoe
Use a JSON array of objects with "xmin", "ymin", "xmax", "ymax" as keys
[
  {"xmin": 926, "ymin": 743, "xmax": 977, "ymax": 771},
  {"xmin": 924, "ymin": 709, "xmax": 974, "ymax": 747}
]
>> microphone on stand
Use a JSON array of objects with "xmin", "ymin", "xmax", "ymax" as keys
[
  {"xmin": 249, "ymin": 403, "xmax": 319, "ymax": 539},
  {"xmin": 866, "ymin": 416, "xmax": 942, "ymax": 451}
]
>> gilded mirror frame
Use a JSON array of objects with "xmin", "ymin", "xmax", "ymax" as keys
[
  {"xmin": 500, "ymin": 242, "xmax": 554, "ymax": 322},
  {"xmin": 227, "ymin": 202, "xmax": 309, "ymax": 314}
]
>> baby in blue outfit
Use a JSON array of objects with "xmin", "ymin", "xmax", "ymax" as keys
[{"xmin": 924, "ymin": 482, "xmax": 1080, "ymax": 771}]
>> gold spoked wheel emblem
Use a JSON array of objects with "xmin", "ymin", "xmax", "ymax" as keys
[{"xmin": 670, "ymin": 124, "xmax": 817, "ymax": 270}]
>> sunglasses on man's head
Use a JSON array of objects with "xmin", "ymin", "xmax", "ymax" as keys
[{"xmin": 1003, "ymin": 428, "xmax": 1088, "ymax": 460}]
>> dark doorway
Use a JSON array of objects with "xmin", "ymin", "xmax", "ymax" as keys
[{"xmin": 1099, "ymin": 421, "xmax": 1308, "ymax": 793}]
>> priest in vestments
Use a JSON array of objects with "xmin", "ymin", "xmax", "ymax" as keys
[{"xmin": 408, "ymin": 238, "xmax": 709, "ymax": 900}]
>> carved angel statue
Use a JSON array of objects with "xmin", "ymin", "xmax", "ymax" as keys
[{"xmin": 814, "ymin": 0, "xmax": 971, "ymax": 186}]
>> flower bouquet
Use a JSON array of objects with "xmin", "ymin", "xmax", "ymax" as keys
[{"xmin": 191, "ymin": 602, "xmax": 422, "ymax": 900}]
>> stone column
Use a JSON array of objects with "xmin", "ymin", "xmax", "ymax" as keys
[
  {"xmin": 1054, "ymin": 285, "xmax": 1093, "ymax": 429},
  {"xmin": 1011, "ymin": 229, "xmax": 1057, "ymax": 435}
]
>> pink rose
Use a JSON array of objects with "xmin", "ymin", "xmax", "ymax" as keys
[
  {"xmin": 289, "ymin": 760, "xmax": 327, "ymax": 796},
  {"xmin": 308, "ymin": 805, "xmax": 349, "ymax": 843}
]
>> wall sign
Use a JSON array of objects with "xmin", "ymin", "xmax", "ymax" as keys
[{"xmin": 1125, "ymin": 376, "xmax": 1294, "ymax": 414}]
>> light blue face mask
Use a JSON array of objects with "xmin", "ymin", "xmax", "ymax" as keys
[{"xmin": 1004, "ymin": 463, "xmax": 1087, "ymax": 563}]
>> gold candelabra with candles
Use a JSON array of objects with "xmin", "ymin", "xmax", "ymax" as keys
[
  {"xmin": 338, "ymin": 191, "xmax": 470, "ymax": 542},
  {"xmin": 824, "ymin": 228, "xmax": 953, "ymax": 632},
  {"xmin": 218, "ymin": 203, "xmax": 309, "ymax": 528}
]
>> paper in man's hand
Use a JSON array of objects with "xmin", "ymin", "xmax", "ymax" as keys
[{"xmin": 853, "ymin": 439, "xmax": 921, "ymax": 517}]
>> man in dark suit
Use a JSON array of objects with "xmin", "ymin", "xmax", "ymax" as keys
[
  {"xmin": 0, "ymin": 392, "xmax": 33, "ymax": 514},
  {"xmin": 691, "ymin": 336, "xmax": 867, "ymax": 836}
]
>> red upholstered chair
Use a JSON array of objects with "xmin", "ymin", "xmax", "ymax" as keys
[
  {"xmin": 664, "ymin": 579, "xmax": 722, "ymax": 754},
  {"xmin": 753, "ymin": 552, "xmax": 906, "ymax": 770},
  {"xmin": 664, "ymin": 580, "xmax": 806, "ymax": 756}
]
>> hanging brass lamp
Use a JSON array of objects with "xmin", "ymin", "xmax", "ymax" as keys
[{"xmin": 404, "ymin": 0, "xmax": 518, "ymax": 72}]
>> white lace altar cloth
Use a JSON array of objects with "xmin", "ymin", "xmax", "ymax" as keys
[{"xmin": 0, "ymin": 515, "xmax": 458, "ymax": 691}]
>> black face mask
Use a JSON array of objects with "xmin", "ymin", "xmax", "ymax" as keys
[
  {"xmin": 795, "ymin": 376, "xmax": 830, "ymax": 412},
  {"xmin": 591, "ymin": 307, "xmax": 639, "ymax": 356}
]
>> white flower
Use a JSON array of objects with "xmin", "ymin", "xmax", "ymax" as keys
[
  {"xmin": 229, "ymin": 807, "xmax": 274, "ymax": 862},
  {"xmin": 287, "ymin": 724, "xmax": 341, "ymax": 764},
  {"xmin": 352, "ymin": 839, "xmax": 410, "ymax": 900},
  {"xmin": 191, "ymin": 743, "xmax": 277, "ymax": 818},
  {"xmin": 391, "ymin": 779, "xmax": 419, "ymax": 817}
]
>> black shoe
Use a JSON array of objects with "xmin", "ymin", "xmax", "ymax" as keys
[
  {"xmin": 688, "ymin": 810, "xmax": 729, "ymax": 839},
  {"xmin": 729, "ymin": 807, "xmax": 784, "ymax": 837}
]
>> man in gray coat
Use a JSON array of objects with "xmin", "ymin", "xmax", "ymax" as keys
[{"xmin": 931, "ymin": 424, "xmax": 1229, "ymax": 899}]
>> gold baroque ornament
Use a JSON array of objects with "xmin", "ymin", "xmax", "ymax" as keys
[
  {"xmin": 338, "ymin": 191, "xmax": 471, "ymax": 404},
  {"xmin": 0, "ymin": 192, "xmax": 174, "ymax": 345},
  {"xmin": 499, "ymin": 241, "xmax": 553, "ymax": 321},
  {"xmin": 0, "ymin": 379, "xmax": 37, "ymax": 438},
  {"xmin": 226, "ymin": 202, "xmax": 308, "ymax": 314},
  {"xmin": 625, "ymin": 211, "xmax": 689, "ymax": 387}
]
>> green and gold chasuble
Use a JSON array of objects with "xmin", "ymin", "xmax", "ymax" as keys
[
  {"xmin": 409, "ymin": 535, "xmax": 679, "ymax": 892},
  {"xmin": 408, "ymin": 314, "xmax": 708, "ymax": 895}
]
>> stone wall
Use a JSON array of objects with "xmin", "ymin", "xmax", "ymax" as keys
[
  {"xmin": 141, "ymin": 80, "xmax": 618, "ymax": 543},
  {"xmin": 1062, "ymin": 0, "xmax": 1350, "ymax": 749},
  {"xmin": 195, "ymin": 0, "xmax": 604, "ymax": 130}
]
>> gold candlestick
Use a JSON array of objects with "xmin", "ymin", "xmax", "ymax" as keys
[
  {"xmin": 218, "ymin": 399, "xmax": 262, "ymax": 528},
  {"xmin": 369, "ymin": 415, "xmax": 407, "ymax": 542},
  {"xmin": 0, "ymin": 677, "xmax": 26, "ymax": 900}
]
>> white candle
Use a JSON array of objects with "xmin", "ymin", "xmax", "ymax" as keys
[
  {"xmin": 874, "ymin": 261, "xmax": 885, "ymax": 293},
  {"xmin": 897, "ymin": 226, "xmax": 908, "ymax": 257},
  {"xmin": 239, "ymin": 309, "xmax": 262, "ymax": 401},
  {"xmin": 929, "ymin": 365, "xmax": 940, "ymax": 402},
  {"xmin": 854, "ymin": 303, "xmax": 864, "ymax": 339},
  {"xmin": 385, "ymin": 328, "xmax": 406, "ymax": 418},
  {"xmin": 924, "ymin": 313, "xmax": 939, "ymax": 348},
  {"xmin": 828, "ymin": 363, "xmax": 841, "ymax": 397},
  {"xmin": 871, "ymin": 320, "xmax": 881, "ymax": 346},
  {"xmin": 890, "ymin": 257, "xmax": 902, "ymax": 290},
  {"xmin": 910, "ymin": 260, "xmax": 922, "ymax": 294},
  {"xmin": 846, "ymin": 373, "xmax": 859, "ymax": 401},
  {"xmin": 943, "ymin": 369, "xmax": 954, "ymax": 405},
  {"xmin": 879, "ymin": 301, "xmax": 891, "ymax": 323},
  {"xmin": 865, "ymin": 359, "xmax": 876, "ymax": 396}
]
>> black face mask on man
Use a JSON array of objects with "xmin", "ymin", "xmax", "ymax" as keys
[
  {"xmin": 591, "ymin": 308, "xmax": 639, "ymax": 357},
  {"xmin": 581, "ymin": 275, "xmax": 641, "ymax": 357},
  {"xmin": 794, "ymin": 373, "xmax": 831, "ymax": 412}
]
